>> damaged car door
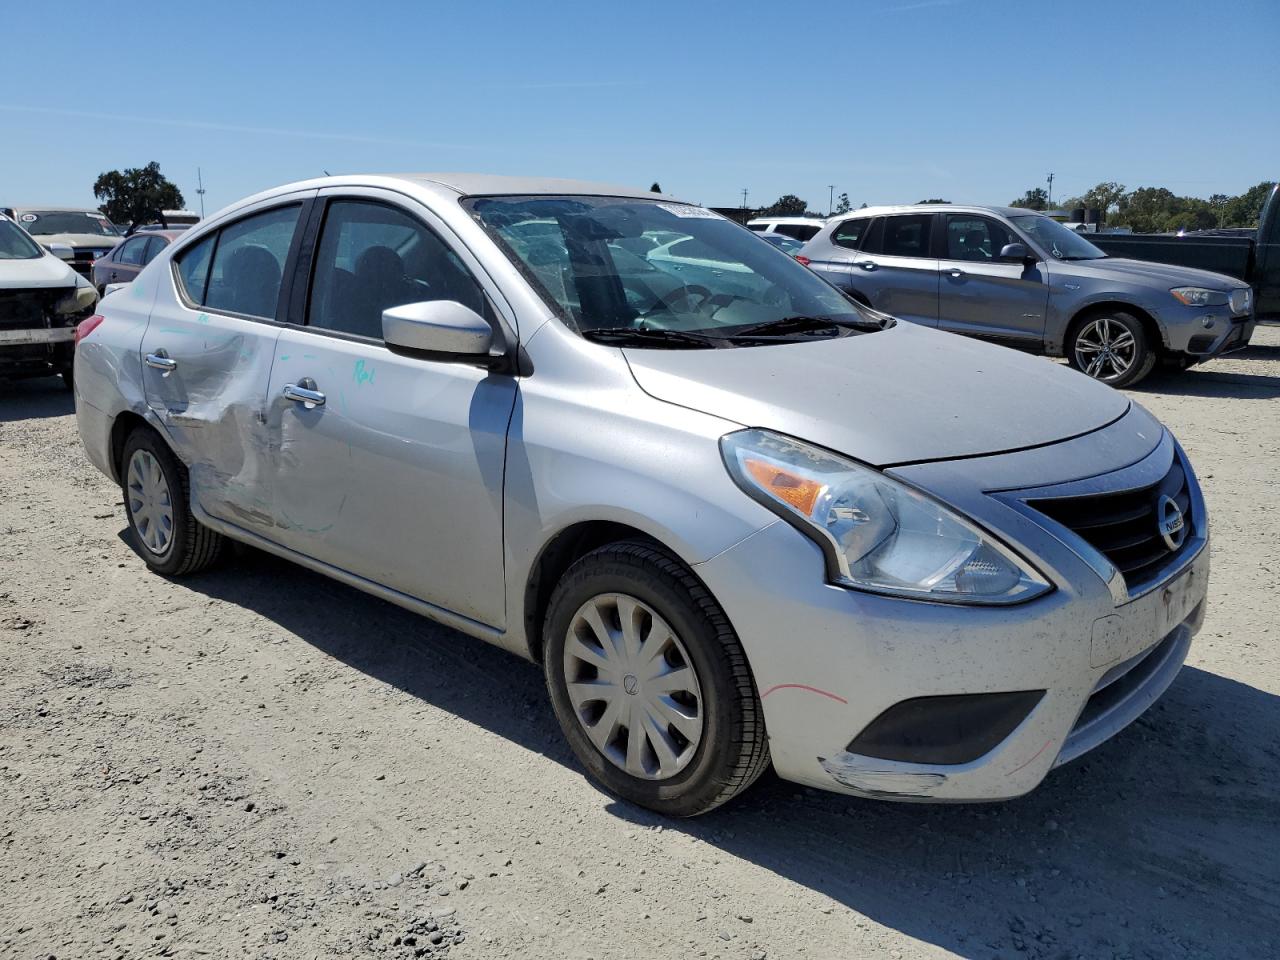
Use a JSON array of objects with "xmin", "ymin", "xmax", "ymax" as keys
[
  {"xmin": 141, "ymin": 197, "xmax": 308, "ymax": 532},
  {"xmin": 265, "ymin": 192, "xmax": 517, "ymax": 628}
]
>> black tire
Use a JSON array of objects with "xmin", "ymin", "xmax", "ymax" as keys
[
  {"xmin": 1066, "ymin": 309, "xmax": 1157, "ymax": 387},
  {"xmin": 543, "ymin": 541, "xmax": 770, "ymax": 817},
  {"xmin": 121, "ymin": 427, "xmax": 224, "ymax": 576},
  {"xmin": 60, "ymin": 368, "xmax": 74, "ymax": 392}
]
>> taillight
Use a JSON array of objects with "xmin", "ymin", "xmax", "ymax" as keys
[
  {"xmin": 794, "ymin": 255, "xmax": 811, "ymax": 266},
  {"xmin": 75, "ymin": 314, "xmax": 104, "ymax": 346}
]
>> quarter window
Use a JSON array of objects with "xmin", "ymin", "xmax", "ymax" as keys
[
  {"xmin": 880, "ymin": 215, "xmax": 934, "ymax": 258},
  {"xmin": 832, "ymin": 218, "xmax": 868, "ymax": 250},
  {"xmin": 945, "ymin": 215, "xmax": 1011, "ymax": 262},
  {"xmin": 174, "ymin": 233, "xmax": 216, "ymax": 304},
  {"xmin": 307, "ymin": 200, "xmax": 487, "ymax": 341}
]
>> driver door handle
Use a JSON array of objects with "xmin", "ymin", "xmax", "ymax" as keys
[
  {"xmin": 856, "ymin": 261, "xmax": 877, "ymax": 271},
  {"xmin": 283, "ymin": 378, "xmax": 325, "ymax": 408},
  {"xmin": 949, "ymin": 268, "xmax": 965, "ymax": 278},
  {"xmin": 144, "ymin": 351, "xmax": 177, "ymax": 376}
]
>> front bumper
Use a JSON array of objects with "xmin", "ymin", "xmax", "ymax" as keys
[
  {"xmin": 1161, "ymin": 300, "xmax": 1255, "ymax": 358},
  {"xmin": 695, "ymin": 414, "xmax": 1209, "ymax": 802}
]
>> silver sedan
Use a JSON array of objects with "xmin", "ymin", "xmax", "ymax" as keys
[{"xmin": 73, "ymin": 174, "xmax": 1208, "ymax": 815}]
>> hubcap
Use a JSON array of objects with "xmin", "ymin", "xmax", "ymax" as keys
[
  {"xmin": 563, "ymin": 593, "xmax": 704, "ymax": 780},
  {"xmin": 1074, "ymin": 316, "xmax": 1136, "ymax": 382},
  {"xmin": 126, "ymin": 449, "xmax": 174, "ymax": 556}
]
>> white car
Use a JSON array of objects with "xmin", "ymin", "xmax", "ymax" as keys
[
  {"xmin": 0, "ymin": 213, "xmax": 98, "ymax": 389},
  {"xmin": 746, "ymin": 216, "xmax": 828, "ymax": 241},
  {"xmin": 1, "ymin": 205, "xmax": 122, "ymax": 278}
]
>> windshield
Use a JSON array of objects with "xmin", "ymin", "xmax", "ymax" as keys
[
  {"xmin": 1010, "ymin": 215, "xmax": 1106, "ymax": 260},
  {"xmin": 0, "ymin": 218, "xmax": 43, "ymax": 259},
  {"xmin": 465, "ymin": 196, "xmax": 875, "ymax": 347},
  {"xmin": 18, "ymin": 210, "xmax": 120, "ymax": 238}
]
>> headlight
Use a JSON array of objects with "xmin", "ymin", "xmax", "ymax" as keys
[
  {"xmin": 54, "ymin": 274, "xmax": 99, "ymax": 316},
  {"xmin": 1170, "ymin": 286, "xmax": 1228, "ymax": 307},
  {"xmin": 721, "ymin": 429, "xmax": 1051, "ymax": 604}
]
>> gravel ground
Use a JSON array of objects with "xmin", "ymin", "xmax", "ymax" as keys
[{"xmin": 2, "ymin": 328, "xmax": 1278, "ymax": 960}]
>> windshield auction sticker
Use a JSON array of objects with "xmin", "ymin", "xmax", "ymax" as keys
[
  {"xmin": 20, "ymin": 214, "xmax": 37, "ymax": 222},
  {"xmin": 655, "ymin": 203, "xmax": 720, "ymax": 219}
]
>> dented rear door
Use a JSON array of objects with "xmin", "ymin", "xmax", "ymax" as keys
[{"xmin": 141, "ymin": 195, "xmax": 312, "ymax": 533}]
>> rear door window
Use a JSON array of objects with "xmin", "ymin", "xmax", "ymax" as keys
[
  {"xmin": 880, "ymin": 214, "xmax": 934, "ymax": 258},
  {"xmin": 945, "ymin": 215, "xmax": 1012, "ymax": 262},
  {"xmin": 117, "ymin": 236, "xmax": 150, "ymax": 266},
  {"xmin": 203, "ymin": 205, "xmax": 301, "ymax": 319},
  {"xmin": 142, "ymin": 235, "xmax": 168, "ymax": 265}
]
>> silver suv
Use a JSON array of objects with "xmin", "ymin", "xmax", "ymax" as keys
[
  {"xmin": 75, "ymin": 175, "xmax": 1208, "ymax": 816},
  {"xmin": 799, "ymin": 204, "xmax": 1255, "ymax": 386}
]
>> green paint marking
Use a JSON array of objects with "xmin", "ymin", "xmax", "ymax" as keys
[
  {"xmin": 353, "ymin": 359, "xmax": 376, "ymax": 386},
  {"xmin": 196, "ymin": 313, "xmax": 211, "ymax": 325},
  {"xmin": 278, "ymin": 354, "xmax": 291, "ymax": 362}
]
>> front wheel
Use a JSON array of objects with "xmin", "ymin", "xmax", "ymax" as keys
[
  {"xmin": 543, "ymin": 542, "xmax": 770, "ymax": 817},
  {"xmin": 1066, "ymin": 310, "xmax": 1156, "ymax": 387}
]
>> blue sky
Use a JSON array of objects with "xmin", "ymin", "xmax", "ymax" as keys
[{"xmin": 4, "ymin": 0, "xmax": 1277, "ymax": 216}]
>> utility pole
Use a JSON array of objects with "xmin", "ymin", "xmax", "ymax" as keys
[
  {"xmin": 196, "ymin": 167, "xmax": 206, "ymax": 218},
  {"xmin": 741, "ymin": 188, "xmax": 748, "ymax": 224},
  {"xmin": 828, "ymin": 185, "xmax": 835, "ymax": 217},
  {"xmin": 1046, "ymin": 172, "xmax": 1055, "ymax": 208}
]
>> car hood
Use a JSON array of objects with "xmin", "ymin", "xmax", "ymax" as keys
[
  {"xmin": 32, "ymin": 233, "xmax": 121, "ymax": 250},
  {"xmin": 1075, "ymin": 256, "xmax": 1247, "ymax": 290},
  {"xmin": 0, "ymin": 254, "xmax": 78, "ymax": 290},
  {"xmin": 623, "ymin": 322, "xmax": 1130, "ymax": 466}
]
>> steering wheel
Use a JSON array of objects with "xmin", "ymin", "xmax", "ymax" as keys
[{"xmin": 652, "ymin": 284, "xmax": 714, "ymax": 314}]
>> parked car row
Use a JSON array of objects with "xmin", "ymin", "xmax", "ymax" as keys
[{"xmin": 74, "ymin": 173, "xmax": 1210, "ymax": 816}]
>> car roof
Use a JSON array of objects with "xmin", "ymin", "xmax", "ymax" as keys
[
  {"xmin": 6, "ymin": 205, "xmax": 107, "ymax": 214},
  {"xmin": 747, "ymin": 216, "xmax": 827, "ymax": 225},
  {"xmin": 391, "ymin": 172, "xmax": 670, "ymax": 200},
  {"xmin": 831, "ymin": 204, "xmax": 1041, "ymax": 219}
]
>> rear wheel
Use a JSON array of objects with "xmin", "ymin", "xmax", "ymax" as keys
[
  {"xmin": 121, "ymin": 428, "xmax": 224, "ymax": 576},
  {"xmin": 543, "ymin": 541, "xmax": 769, "ymax": 817},
  {"xmin": 60, "ymin": 368, "xmax": 74, "ymax": 391},
  {"xmin": 1066, "ymin": 310, "xmax": 1156, "ymax": 387}
]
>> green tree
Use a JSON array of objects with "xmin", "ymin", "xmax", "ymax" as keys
[
  {"xmin": 1081, "ymin": 181, "xmax": 1127, "ymax": 218},
  {"xmin": 93, "ymin": 162, "xmax": 185, "ymax": 230},
  {"xmin": 1112, "ymin": 186, "xmax": 1179, "ymax": 233},
  {"xmin": 917, "ymin": 198, "xmax": 949, "ymax": 204},
  {"xmin": 1222, "ymin": 182, "xmax": 1275, "ymax": 227},
  {"xmin": 756, "ymin": 194, "xmax": 809, "ymax": 217},
  {"xmin": 833, "ymin": 192, "xmax": 852, "ymax": 215},
  {"xmin": 650, "ymin": 182, "xmax": 662, "ymax": 193},
  {"xmin": 1009, "ymin": 187, "xmax": 1049, "ymax": 210}
]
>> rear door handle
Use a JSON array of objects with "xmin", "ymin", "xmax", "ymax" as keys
[
  {"xmin": 144, "ymin": 351, "xmax": 177, "ymax": 376},
  {"xmin": 283, "ymin": 379, "xmax": 325, "ymax": 408},
  {"xmin": 857, "ymin": 261, "xmax": 877, "ymax": 271},
  {"xmin": 949, "ymin": 268, "xmax": 965, "ymax": 278}
]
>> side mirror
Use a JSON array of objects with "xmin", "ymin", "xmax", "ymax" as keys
[
  {"xmin": 999, "ymin": 242, "xmax": 1031, "ymax": 263},
  {"xmin": 382, "ymin": 300, "xmax": 493, "ymax": 357},
  {"xmin": 47, "ymin": 243, "xmax": 75, "ymax": 261}
]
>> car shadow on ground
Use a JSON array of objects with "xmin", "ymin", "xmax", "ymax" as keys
[
  {"xmin": 0, "ymin": 377, "xmax": 74, "ymax": 421},
  {"xmin": 173, "ymin": 545, "xmax": 1280, "ymax": 958},
  {"xmin": 1135, "ymin": 366, "xmax": 1280, "ymax": 399}
]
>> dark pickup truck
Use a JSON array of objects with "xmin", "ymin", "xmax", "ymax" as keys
[{"xmin": 1089, "ymin": 182, "xmax": 1278, "ymax": 321}]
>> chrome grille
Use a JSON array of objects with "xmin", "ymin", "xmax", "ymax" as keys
[{"xmin": 1026, "ymin": 455, "xmax": 1191, "ymax": 588}]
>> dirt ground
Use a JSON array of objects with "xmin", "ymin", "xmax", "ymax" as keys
[{"xmin": 2, "ymin": 328, "xmax": 1278, "ymax": 960}]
